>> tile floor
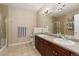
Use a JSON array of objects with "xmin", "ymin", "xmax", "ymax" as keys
[{"xmin": 0, "ymin": 43, "xmax": 41, "ymax": 56}]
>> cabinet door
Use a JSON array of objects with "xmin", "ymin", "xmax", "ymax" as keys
[
  {"xmin": 35, "ymin": 36, "xmax": 41, "ymax": 52},
  {"xmin": 46, "ymin": 41, "xmax": 58, "ymax": 56},
  {"xmin": 39, "ymin": 38, "xmax": 45, "ymax": 55},
  {"xmin": 70, "ymin": 52, "xmax": 79, "ymax": 56},
  {"xmin": 45, "ymin": 46, "xmax": 58, "ymax": 56},
  {"xmin": 43, "ymin": 41, "xmax": 51, "ymax": 56},
  {"xmin": 35, "ymin": 36, "xmax": 38, "ymax": 47},
  {"xmin": 42, "ymin": 39, "xmax": 56, "ymax": 56},
  {"xmin": 35, "ymin": 36, "xmax": 45, "ymax": 55}
]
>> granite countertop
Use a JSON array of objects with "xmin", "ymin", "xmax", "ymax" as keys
[{"xmin": 36, "ymin": 34, "xmax": 79, "ymax": 55}]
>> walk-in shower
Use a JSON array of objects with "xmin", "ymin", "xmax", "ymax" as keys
[{"xmin": 0, "ymin": 13, "xmax": 6, "ymax": 50}]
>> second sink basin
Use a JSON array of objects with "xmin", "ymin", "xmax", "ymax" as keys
[{"xmin": 54, "ymin": 38, "xmax": 75, "ymax": 45}]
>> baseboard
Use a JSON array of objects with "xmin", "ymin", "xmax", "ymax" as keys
[
  {"xmin": 8, "ymin": 40, "xmax": 32, "ymax": 47},
  {"xmin": 0, "ymin": 44, "xmax": 7, "ymax": 53}
]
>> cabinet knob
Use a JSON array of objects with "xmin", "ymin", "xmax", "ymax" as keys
[{"xmin": 44, "ymin": 41, "xmax": 47, "ymax": 44}]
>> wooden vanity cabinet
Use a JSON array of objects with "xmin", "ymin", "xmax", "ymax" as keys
[
  {"xmin": 35, "ymin": 36, "xmax": 79, "ymax": 56},
  {"xmin": 35, "ymin": 36, "xmax": 45, "ymax": 55}
]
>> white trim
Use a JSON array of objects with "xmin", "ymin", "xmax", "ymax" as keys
[
  {"xmin": 0, "ymin": 44, "xmax": 7, "ymax": 53},
  {"xmin": 8, "ymin": 40, "xmax": 32, "ymax": 47}
]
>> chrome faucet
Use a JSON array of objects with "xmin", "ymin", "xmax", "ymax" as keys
[{"xmin": 57, "ymin": 33, "xmax": 65, "ymax": 39}]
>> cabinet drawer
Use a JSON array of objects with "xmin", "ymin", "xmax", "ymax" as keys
[{"xmin": 48, "ymin": 42, "xmax": 70, "ymax": 55}]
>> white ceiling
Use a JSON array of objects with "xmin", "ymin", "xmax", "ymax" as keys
[
  {"xmin": 41, "ymin": 3, "xmax": 79, "ymax": 17},
  {"xmin": 2, "ymin": 3, "xmax": 79, "ymax": 17},
  {"xmin": 3, "ymin": 3, "xmax": 44, "ymax": 12},
  {"xmin": 45, "ymin": 3, "xmax": 79, "ymax": 16}
]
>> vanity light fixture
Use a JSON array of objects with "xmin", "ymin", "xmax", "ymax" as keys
[
  {"xmin": 57, "ymin": 3, "xmax": 65, "ymax": 12},
  {"xmin": 42, "ymin": 3, "xmax": 65, "ymax": 15},
  {"xmin": 42, "ymin": 8, "xmax": 49, "ymax": 16}
]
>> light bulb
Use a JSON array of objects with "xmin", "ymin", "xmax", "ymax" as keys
[{"xmin": 58, "ymin": 9, "xmax": 62, "ymax": 12}]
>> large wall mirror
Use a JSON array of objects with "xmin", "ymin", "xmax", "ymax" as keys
[
  {"xmin": 53, "ymin": 16, "xmax": 74, "ymax": 33},
  {"xmin": 52, "ymin": 14, "xmax": 79, "ymax": 40}
]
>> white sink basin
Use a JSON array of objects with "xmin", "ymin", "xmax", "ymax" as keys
[{"xmin": 54, "ymin": 38, "xmax": 75, "ymax": 45}]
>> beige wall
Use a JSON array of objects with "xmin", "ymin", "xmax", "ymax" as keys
[
  {"xmin": 37, "ymin": 10, "xmax": 55, "ymax": 33},
  {"xmin": 7, "ymin": 6, "xmax": 37, "ymax": 44}
]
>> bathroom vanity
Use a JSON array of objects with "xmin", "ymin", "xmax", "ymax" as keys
[{"xmin": 35, "ymin": 34, "xmax": 79, "ymax": 56}]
